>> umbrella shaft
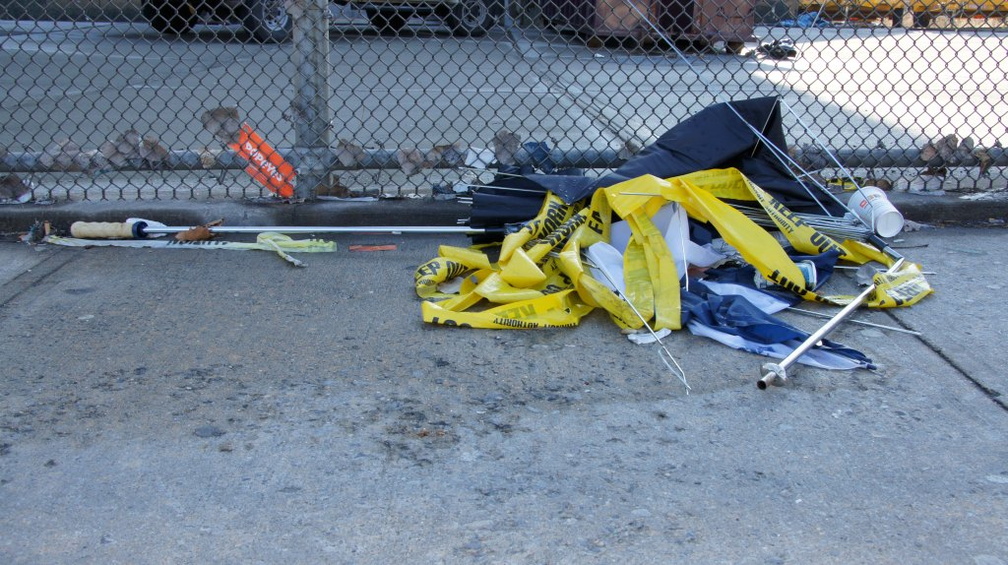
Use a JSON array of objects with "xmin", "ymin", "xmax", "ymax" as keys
[{"xmin": 143, "ymin": 225, "xmax": 484, "ymax": 235}]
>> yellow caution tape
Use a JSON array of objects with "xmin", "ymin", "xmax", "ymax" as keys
[
  {"xmin": 499, "ymin": 192, "xmax": 573, "ymax": 263},
  {"xmin": 422, "ymin": 288, "xmax": 592, "ymax": 329},
  {"xmin": 869, "ymin": 262, "xmax": 933, "ymax": 308},
  {"xmin": 418, "ymin": 188, "xmax": 615, "ymax": 329},
  {"xmin": 623, "ymin": 238, "xmax": 654, "ymax": 326},
  {"xmin": 606, "ymin": 173, "xmax": 808, "ymax": 293},
  {"xmin": 556, "ymin": 240, "xmax": 642, "ymax": 329},
  {"xmin": 415, "ymin": 250, "xmax": 483, "ymax": 299},
  {"xmin": 609, "ymin": 169, "xmax": 931, "ymax": 308},
  {"xmin": 415, "ymin": 169, "xmax": 932, "ymax": 330}
]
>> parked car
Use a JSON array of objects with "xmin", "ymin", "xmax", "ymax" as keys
[
  {"xmin": 141, "ymin": 0, "xmax": 497, "ymax": 42},
  {"xmin": 142, "ymin": 0, "xmax": 290, "ymax": 42},
  {"xmin": 357, "ymin": 0, "xmax": 497, "ymax": 35}
]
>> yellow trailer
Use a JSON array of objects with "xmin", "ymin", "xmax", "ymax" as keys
[{"xmin": 798, "ymin": 0, "xmax": 1008, "ymax": 26}]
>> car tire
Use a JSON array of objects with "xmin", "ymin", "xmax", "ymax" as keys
[
  {"xmin": 367, "ymin": 8, "xmax": 409, "ymax": 34},
  {"xmin": 142, "ymin": 0, "xmax": 196, "ymax": 35},
  {"xmin": 241, "ymin": 0, "xmax": 293, "ymax": 43},
  {"xmin": 444, "ymin": 0, "xmax": 494, "ymax": 37},
  {"xmin": 911, "ymin": 11, "xmax": 932, "ymax": 28},
  {"xmin": 889, "ymin": 7, "xmax": 904, "ymax": 27}
]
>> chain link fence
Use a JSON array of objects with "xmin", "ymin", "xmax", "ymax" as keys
[{"xmin": 0, "ymin": 0, "xmax": 1005, "ymax": 204}]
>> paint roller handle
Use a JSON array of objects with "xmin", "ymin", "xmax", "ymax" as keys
[{"xmin": 69, "ymin": 221, "xmax": 149, "ymax": 239}]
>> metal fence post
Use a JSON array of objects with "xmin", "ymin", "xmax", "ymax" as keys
[{"xmin": 289, "ymin": 0, "xmax": 333, "ymax": 201}]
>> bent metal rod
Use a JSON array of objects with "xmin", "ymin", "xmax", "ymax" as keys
[
  {"xmin": 757, "ymin": 258, "xmax": 906, "ymax": 390},
  {"xmin": 144, "ymin": 225, "xmax": 484, "ymax": 235}
]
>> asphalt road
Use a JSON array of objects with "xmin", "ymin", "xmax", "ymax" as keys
[
  {"xmin": 3, "ymin": 17, "xmax": 1004, "ymax": 146},
  {"xmin": 2, "ymin": 18, "xmax": 1006, "ymax": 199},
  {"xmin": 0, "ymin": 225, "xmax": 1005, "ymax": 563}
]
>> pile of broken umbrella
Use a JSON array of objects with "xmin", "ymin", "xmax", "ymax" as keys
[{"xmin": 414, "ymin": 98, "xmax": 933, "ymax": 382}]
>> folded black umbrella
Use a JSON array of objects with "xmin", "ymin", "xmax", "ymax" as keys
[
  {"xmin": 467, "ymin": 97, "xmax": 843, "ymax": 241},
  {"xmin": 466, "ymin": 179, "xmax": 550, "ymax": 244},
  {"xmin": 518, "ymin": 97, "xmax": 840, "ymax": 212}
]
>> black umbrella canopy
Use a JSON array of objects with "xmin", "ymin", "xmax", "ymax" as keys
[
  {"xmin": 466, "ymin": 179, "xmax": 550, "ymax": 244},
  {"xmin": 468, "ymin": 186, "xmax": 546, "ymax": 228},
  {"xmin": 528, "ymin": 97, "xmax": 840, "ymax": 213},
  {"xmin": 594, "ymin": 96, "xmax": 789, "ymax": 188},
  {"xmin": 467, "ymin": 97, "xmax": 842, "ymax": 240}
]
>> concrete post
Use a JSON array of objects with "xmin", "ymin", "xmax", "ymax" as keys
[{"xmin": 288, "ymin": 0, "xmax": 332, "ymax": 200}]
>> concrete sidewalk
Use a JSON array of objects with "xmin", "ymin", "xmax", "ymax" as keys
[{"xmin": 0, "ymin": 213, "xmax": 1005, "ymax": 562}]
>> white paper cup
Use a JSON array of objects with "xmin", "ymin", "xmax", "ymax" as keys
[{"xmin": 848, "ymin": 186, "xmax": 904, "ymax": 238}]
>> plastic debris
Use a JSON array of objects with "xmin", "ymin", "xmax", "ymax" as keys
[
  {"xmin": 19, "ymin": 220, "xmax": 51, "ymax": 244},
  {"xmin": 465, "ymin": 147, "xmax": 496, "ymax": 169},
  {"xmin": 626, "ymin": 327, "xmax": 672, "ymax": 345},
  {"xmin": 756, "ymin": 39, "xmax": 798, "ymax": 60},
  {"xmin": 429, "ymin": 143, "xmax": 467, "ymax": 168},
  {"xmin": 491, "ymin": 129, "xmax": 521, "ymax": 166},
  {"xmin": 45, "ymin": 232, "xmax": 335, "ymax": 267},
  {"xmin": 395, "ymin": 142, "xmax": 472, "ymax": 175},
  {"xmin": 333, "ymin": 140, "xmax": 367, "ymax": 168},
  {"xmin": 98, "ymin": 129, "xmax": 170, "ymax": 169},
  {"xmin": 776, "ymin": 13, "xmax": 831, "ymax": 28},
  {"xmin": 200, "ymin": 107, "xmax": 242, "ymax": 145},
  {"xmin": 0, "ymin": 173, "xmax": 33, "ymax": 203},
  {"xmin": 39, "ymin": 137, "xmax": 91, "ymax": 172}
]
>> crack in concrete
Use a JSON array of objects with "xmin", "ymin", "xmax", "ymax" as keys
[
  {"xmin": 917, "ymin": 332, "xmax": 1006, "ymax": 412},
  {"xmin": 0, "ymin": 247, "xmax": 77, "ymax": 309}
]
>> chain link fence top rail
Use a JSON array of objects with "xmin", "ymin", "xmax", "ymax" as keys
[{"xmin": 0, "ymin": 0, "xmax": 1005, "ymax": 204}]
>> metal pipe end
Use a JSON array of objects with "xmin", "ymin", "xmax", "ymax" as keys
[
  {"xmin": 131, "ymin": 220, "xmax": 149, "ymax": 239},
  {"xmin": 758, "ymin": 363, "xmax": 787, "ymax": 390}
]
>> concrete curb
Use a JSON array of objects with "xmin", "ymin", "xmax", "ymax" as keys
[
  {"xmin": 0, "ymin": 198, "xmax": 470, "ymax": 235},
  {"xmin": 887, "ymin": 191, "xmax": 1008, "ymax": 225},
  {"xmin": 1, "ymin": 191, "xmax": 1006, "ymax": 236}
]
